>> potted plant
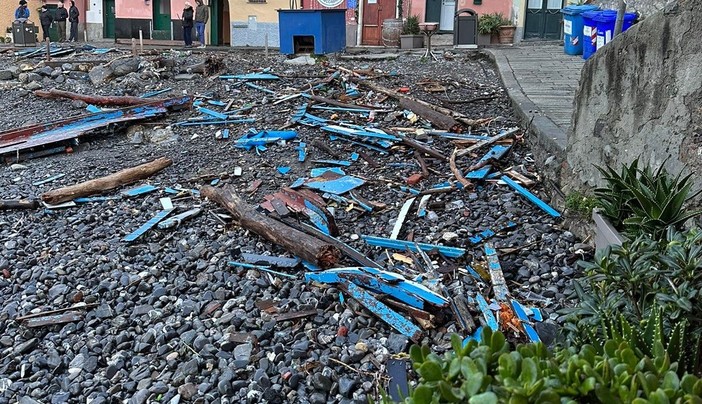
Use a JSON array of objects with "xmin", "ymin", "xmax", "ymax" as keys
[
  {"xmin": 400, "ymin": 15, "xmax": 424, "ymax": 49},
  {"xmin": 477, "ymin": 13, "xmax": 502, "ymax": 45},
  {"xmin": 498, "ymin": 15, "xmax": 517, "ymax": 44}
]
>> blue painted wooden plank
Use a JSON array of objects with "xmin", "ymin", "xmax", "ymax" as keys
[
  {"xmin": 485, "ymin": 243, "xmax": 509, "ymax": 301},
  {"xmin": 244, "ymin": 82, "xmax": 276, "ymax": 94},
  {"xmin": 197, "ymin": 107, "xmax": 228, "ymax": 120},
  {"xmin": 221, "ymin": 129, "xmax": 230, "ymax": 139},
  {"xmin": 466, "ymin": 165, "xmax": 492, "ymax": 180},
  {"xmin": 207, "ymin": 100, "xmax": 227, "ymax": 106},
  {"xmin": 500, "ymin": 176, "xmax": 561, "ymax": 217},
  {"xmin": 476, "ymin": 295, "xmax": 499, "ymax": 331},
  {"xmin": 344, "ymin": 282, "xmax": 422, "ymax": 341},
  {"xmin": 478, "ymin": 145, "xmax": 511, "ymax": 163},
  {"xmin": 297, "ymin": 142, "xmax": 307, "ymax": 162},
  {"xmin": 121, "ymin": 184, "xmax": 158, "ymax": 197},
  {"xmin": 227, "ymin": 261, "xmax": 297, "ymax": 278},
  {"xmin": 311, "ymin": 159, "xmax": 352, "ymax": 167},
  {"xmin": 123, "ymin": 209, "xmax": 174, "ymax": 242},
  {"xmin": 527, "ymin": 307, "xmax": 543, "ymax": 322},
  {"xmin": 304, "ymin": 176, "xmax": 365, "ymax": 195},
  {"xmin": 86, "ymin": 105, "xmax": 102, "ymax": 113},
  {"xmin": 32, "ymin": 173, "xmax": 65, "ymax": 186},
  {"xmin": 277, "ymin": 167, "xmax": 291, "ymax": 175},
  {"xmin": 174, "ymin": 119, "xmax": 256, "ymax": 126},
  {"xmin": 362, "ymin": 236, "xmax": 466, "ymax": 258},
  {"xmin": 139, "ymin": 88, "xmax": 172, "ymax": 98},
  {"xmin": 219, "ymin": 73, "xmax": 279, "ymax": 81}
]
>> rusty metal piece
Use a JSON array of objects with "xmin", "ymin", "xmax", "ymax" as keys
[{"xmin": 24, "ymin": 312, "xmax": 84, "ymax": 328}]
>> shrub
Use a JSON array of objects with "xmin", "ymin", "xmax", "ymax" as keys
[
  {"xmin": 565, "ymin": 190, "xmax": 597, "ymax": 217},
  {"xmin": 389, "ymin": 328, "xmax": 702, "ymax": 403},
  {"xmin": 403, "ymin": 15, "xmax": 420, "ymax": 35},
  {"xmin": 478, "ymin": 13, "xmax": 504, "ymax": 35}
]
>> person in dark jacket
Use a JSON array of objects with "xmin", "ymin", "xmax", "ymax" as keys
[
  {"xmin": 15, "ymin": 0, "xmax": 30, "ymax": 21},
  {"xmin": 39, "ymin": 6, "xmax": 53, "ymax": 42},
  {"xmin": 182, "ymin": 2, "xmax": 194, "ymax": 47},
  {"xmin": 56, "ymin": 2, "xmax": 68, "ymax": 42},
  {"xmin": 194, "ymin": 0, "xmax": 208, "ymax": 48},
  {"xmin": 68, "ymin": 1, "xmax": 79, "ymax": 42}
]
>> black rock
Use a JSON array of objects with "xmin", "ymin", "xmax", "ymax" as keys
[
  {"xmin": 312, "ymin": 373, "xmax": 332, "ymax": 392},
  {"xmin": 386, "ymin": 334, "xmax": 408, "ymax": 354}
]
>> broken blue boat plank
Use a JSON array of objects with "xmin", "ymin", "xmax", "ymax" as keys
[
  {"xmin": 86, "ymin": 105, "xmax": 102, "ymax": 113},
  {"xmin": 32, "ymin": 173, "xmax": 65, "ymax": 186},
  {"xmin": 511, "ymin": 300, "xmax": 541, "ymax": 342},
  {"xmin": 321, "ymin": 125, "xmax": 399, "ymax": 142},
  {"xmin": 123, "ymin": 209, "xmax": 174, "ymax": 242},
  {"xmin": 387, "ymin": 359, "xmax": 410, "ymax": 402},
  {"xmin": 348, "ymin": 192, "xmax": 373, "ymax": 212},
  {"xmin": 240, "ymin": 253, "xmax": 301, "ymax": 268},
  {"xmin": 466, "ymin": 165, "xmax": 492, "ymax": 180},
  {"xmin": 301, "ymin": 260, "xmax": 321, "ymax": 271},
  {"xmin": 289, "ymin": 177, "xmax": 307, "ymax": 188},
  {"xmin": 360, "ymin": 267, "xmax": 448, "ymax": 307},
  {"xmin": 207, "ymin": 100, "xmax": 227, "ymax": 106},
  {"xmin": 361, "ymin": 236, "xmax": 466, "ymax": 258},
  {"xmin": 304, "ymin": 176, "xmax": 365, "ymax": 195},
  {"xmin": 400, "ymin": 186, "xmax": 421, "ymax": 195},
  {"xmin": 343, "ymin": 282, "xmax": 422, "ymax": 341},
  {"xmin": 222, "ymin": 129, "xmax": 230, "ymax": 139},
  {"xmin": 416, "ymin": 195, "xmax": 430, "ymax": 218},
  {"xmin": 478, "ymin": 145, "xmax": 511, "ymax": 163},
  {"xmin": 277, "ymin": 167, "xmax": 291, "ymax": 175},
  {"xmin": 311, "ymin": 105, "xmax": 371, "ymax": 113},
  {"xmin": 465, "ymin": 265, "xmax": 484, "ymax": 283},
  {"xmin": 468, "ymin": 221, "xmax": 517, "ymax": 245},
  {"xmin": 500, "ymin": 176, "xmax": 561, "ymax": 217},
  {"xmin": 157, "ymin": 207, "xmax": 202, "ymax": 229},
  {"xmin": 485, "ymin": 243, "xmax": 509, "ymax": 301},
  {"xmin": 296, "ymin": 142, "xmax": 307, "ymax": 162},
  {"xmin": 350, "ymin": 152, "xmax": 359, "ymax": 161},
  {"xmin": 526, "ymin": 307, "xmax": 543, "ymax": 322},
  {"xmin": 305, "ymin": 269, "xmax": 424, "ymax": 310},
  {"xmin": 327, "ymin": 136, "xmax": 390, "ymax": 154},
  {"xmin": 311, "ymin": 167, "xmax": 345, "ymax": 177},
  {"xmin": 163, "ymin": 187, "xmax": 181, "ymax": 195},
  {"xmin": 244, "ymin": 82, "xmax": 276, "ymax": 95},
  {"xmin": 139, "ymin": 88, "xmax": 172, "ymax": 98},
  {"xmin": 227, "ymin": 261, "xmax": 297, "ymax": 279},
  {"xmin": 121, "ymin": 184, "xmax": 158, "ymax": 197},
  {"xmin": 311, "ymin": 159, "xmax": 352, "ymax": 167},
  {"xmin": 219, "ymin": 73, "xmax": 280, "ymax": 81},
  {"xmin": 197, "ymin": 107, "xmax": 228, "ymax": 120},
  {"xmin": 476, "ymin": 294, "xmax": 499, "ymax": 331},
  {"xmin": 74, "ymin": 196, "xmax": 120, "ymax": 203},
  {"xmin": 210, "ymin": 178, "xmax": 220, "ymax": 186},
  {"xmin": 174, "ymin": 119, "xmax": 256, "ymax": 126},
  {"xmin": 304, "ymin": 200, "xmax": 331, "ymax": 235}
]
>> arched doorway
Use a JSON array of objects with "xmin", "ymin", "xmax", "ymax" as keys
[{"xmin": 210, "ymin": 0, "xmax": 230, "ymax": 45}]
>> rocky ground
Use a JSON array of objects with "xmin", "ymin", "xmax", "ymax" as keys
[{"xmin": 0, "ymin": 47, "xmax": 589, "ymax": 404}]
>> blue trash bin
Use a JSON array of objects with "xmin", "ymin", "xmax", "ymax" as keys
[
  {"xmin": 595, "ymin": 11, "xmax": 637, "ymax": 49},
  {"xmin": 582, "ymin": 10, "xmax": 600, "ymax": 60},
  {"xmin": 560, "ymin": 5, "xmax": 599, "ymax": 55}
]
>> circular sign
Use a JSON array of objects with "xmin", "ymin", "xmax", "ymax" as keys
[{"xmin": 317, "ymin": 0, "xmax": 344, "ymax": 8}]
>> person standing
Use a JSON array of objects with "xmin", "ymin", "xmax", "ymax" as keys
[
  {"xmin": 55, "ymin": 1, "xmax": 68, "ymax": 42},
  {"xmin": 182, "ymin": 2, "xmax": 194, "ymax": 48},
  {"xmin": 39, "ymin": 5, "xmax": 53, "ymax": 42},
  {"xmin": 194, "ymin": 0, "xmax": 208, "ymax": 48},
  {"xmin": 15, "ymin": 0, "xmax": 30, "ymax": 21},
  {"xmin": 68, "ymin": 1, "xmax": 79, "ymax": 42}
]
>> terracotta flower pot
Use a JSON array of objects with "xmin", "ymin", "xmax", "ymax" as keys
[{"xmin": 498, "ymin": 25, "xmax": 516, "ymax": 44}]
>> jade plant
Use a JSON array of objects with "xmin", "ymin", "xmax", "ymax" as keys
[{"xmin": 386, "ymin": 328, "xmax": 702, "ymax": 403}]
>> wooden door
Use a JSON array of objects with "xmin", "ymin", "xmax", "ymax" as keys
[
  {"xmin": 152, "ymin": 0, "xmax": 171, "ymax": 39},
  {"xmin": 425, "ymin": 0, "xmax": 441, "ymax": 23},
  {"xmin": 103, "ymin": 0, "xmax": 115, "ymax": 38},
  {"xmin": 525, "ymin": 0, "xmax": 563, "ymax": 39},
  {"xmin": 361, "ymin": 0, "xmax": 396, "ymax": 45}
]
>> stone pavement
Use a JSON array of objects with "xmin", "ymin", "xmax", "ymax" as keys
[{"xmin": 488, "ymin": 45, "xmax": 585, "ymax": 153}]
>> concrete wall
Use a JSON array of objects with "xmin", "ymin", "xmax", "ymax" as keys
[
  {"xmin": 116, "ymin": 0, "xmax": 152, "ymax": 18},
  {"xmin": 590, "ymin": 0, "xmax": 673, "ymax": 19},
  {"xmin": 566, "ymin": 0, "xmax": 702, "ymax": 189},
  {"xmin": 228, "ymin": 0, "xmax": 287, "ymax": 46}
]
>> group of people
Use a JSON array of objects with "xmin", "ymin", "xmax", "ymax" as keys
[
  {"xmin": 181, "ymin": 0, "xmax": 209, "ymax": 48},
  {"xmin": 15, "ymin": 0, "xmax": 80, "ymax": 42}
]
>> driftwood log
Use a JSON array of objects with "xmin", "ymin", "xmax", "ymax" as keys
[
  {"xmin": 201, "ymin": 186, "xmax": 341, "ymax": 269},
  {"xmin": 0, "ymin": 199, "xmax": 39, "ymax": 210},
  {"xmin": 41, "ymin": 157, "xmax": 172, "ymax": 204},
  {"xmin": 34, "ymin": 89, "xmax": 149, "ymax": 106},
  {"xmin": 399, "ymin": 98, "xmax": 461, "ymax": 132}
]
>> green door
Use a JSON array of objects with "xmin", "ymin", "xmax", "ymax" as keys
[
  {"xmin": 103, "ymin": 0, "xmax": 115, "ymax": 38},
  {"xmin": 525, "ymin": 0, "xmax": 563, "ymax": 39},
  {"xmin": 210, "ymin": 0, "xmax": 219, "ymax": 45},
  {"xmin": 425, "ymin": 0, "xmax": 441, "ymax": 24},
  {"xmin": 152, "ymin": 0, "xmax": 171, "ymax": 39}
]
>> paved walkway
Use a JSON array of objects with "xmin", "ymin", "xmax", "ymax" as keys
[{"xmin": 488, "ymin": 45, "xmax": 585, "ymax": 152}]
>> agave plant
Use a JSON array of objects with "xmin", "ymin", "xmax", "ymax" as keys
[{"xmin": 595, "ymin": 158, "xmax": 702, "ymax": 239}]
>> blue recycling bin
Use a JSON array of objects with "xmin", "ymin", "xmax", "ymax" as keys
[
  {"xmin": 582, "ymin": 10, "xmax": 600, "ymax": 60},
  {"xmin": 560, "ymin": 5, "xmax": 599, "ymax": 55},
  {"xmin": 594, "ymin": 10, "xmax": 637, "ymax": 50}
]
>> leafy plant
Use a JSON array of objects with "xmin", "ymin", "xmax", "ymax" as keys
[
  {"xmin": 477, "ymin": 13, "xmax": 504, "ymax": 35},
  {"xmin": 402, "ymin": 15, "xmax": 421, "ymax": 35},
  {"xmin": 563, "ymin": 228, "xmax": 702, "ymax": 373},
  {"xmin": 565, "ymin": 190, "xmax": 597, "ymax": 217},
  {"xmin": 387, "ymin": 328, "xmax": 702, "ymax": 403},
  {"xmin": 595, "ymin": 158, "xmax": 702, "ymax": 239}
]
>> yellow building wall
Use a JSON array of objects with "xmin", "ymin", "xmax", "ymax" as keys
[
  {"xmin": 228, "ymin": 0, "xmax": 288, "ymax": 23},
  {"xmin": 2, "ymin": 0, "xmax": 43, "ymax": 42}
]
